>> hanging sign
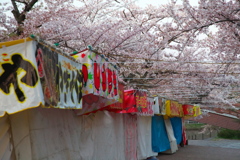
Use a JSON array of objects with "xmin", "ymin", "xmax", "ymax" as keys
[
  {"xmin": 0, "ymin": 39, "xmax": 44, "ymax": 115},
  {"xmin": 35, "ymin": 43, "xmax": 59, "ymax": 107},
  {"xmin": 137, "ymin": 97, "xmax": 154, "ymax": 116},
  {"xmin": 72, "ymin": 50, "xmax": 119, "ymax": 115},
  {"xmin": 36, "ymin": 43, "xmax": 83, "ymax": 109},
  {"xmin": 153, "ymin": 97, "xmax": 160, "ymax": 114},
  {"xmin": 165, "ymin": 100, "xmax": 183, "ymax": 117},
  {"xmin": 72, "ymin": 50, "xmax": 119, "ymax": 100},
  {"xmin": 159, "ymin": 97, "xmax": 166, "ymax": 115},
  {"xmin": 182, "ymin": 104, "xmax": 194, "ymax": 116},
  {"xmin": 193, "ymin": 105, "xmax": 202, "ymax": 117},
  {"xmin": 118, "ymin": 89, "xmax": 148, "ymax": 114},
  {"xmin": 57, "ymin": 54, "xmax": 83, "ymax": 109},
  {"xmin": 104, "ymin": 82, "xmax": 124, "ymax": 112}
]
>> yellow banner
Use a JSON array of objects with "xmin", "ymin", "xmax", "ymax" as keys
[{"xmin": 193, "ymin": 106, "xmax": 202, "ymax": 117}]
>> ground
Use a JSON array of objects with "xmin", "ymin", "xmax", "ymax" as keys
[{"xmin": 156, "ymin": 139, "xmax": 240, "ymax": 160}]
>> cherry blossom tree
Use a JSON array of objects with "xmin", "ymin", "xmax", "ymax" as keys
[{"xmin": 1, "ymin": 0, "xmax": 240, "ymax": 108}]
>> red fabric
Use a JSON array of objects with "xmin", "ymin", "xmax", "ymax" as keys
[
  {"xmin": 182, "ymin": 104, "xmax": 194, "ymax": 116},
  {"xmin": 122, "ymin": 90, "xmax": 138, "ymax": 113},
  {"xmin": 182, "ymin": 118, "xmax": 187, "ymax": 145},
  {"xmin": 124, "ymin": 114, "xmax": 137, "ymax": 160},
  {"xmin": 107, "ymin": 89, "xmax": 149, "ymax": 114}
]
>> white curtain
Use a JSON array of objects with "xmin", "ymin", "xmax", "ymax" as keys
[
  {"xmin": 137, "ymin": 116, "xmax": 158, "ymax": 160},
  {"xmin": 163, "ymin": 118, "xmax": 178, "ymax": 154}
]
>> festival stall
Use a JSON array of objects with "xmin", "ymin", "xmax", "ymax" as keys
[
  {"xmin": 0, "ymin": 37, "xmax": 203, "ymax": 160},
  {"xmin": 0, "ymin": 38, "xmax": 84, "ymax": 160},
  {"xmin": 0, "ymin": 38, "xmax": 126, "ymax": 160}
]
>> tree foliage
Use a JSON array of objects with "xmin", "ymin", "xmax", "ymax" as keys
[{"xmin": 1, "ymin": 0, "xmax": 240, "ymax": 108}]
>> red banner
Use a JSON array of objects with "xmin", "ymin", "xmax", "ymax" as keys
[
  {"xmin": 116, "ymin": 90, "xmax": 148, "ymax": 114},
  {"xmin": 103, "ymin": 83, "xmax": 124, "ymax": 112},
  {"xmin": 182, "ymin": 104, "xmax": 194, "ymax": 116}
]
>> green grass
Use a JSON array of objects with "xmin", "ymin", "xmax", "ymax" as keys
[
  {"xmin": 217, "ymin": 129, "xmax": 240, "ymax": 140},
  {"xmin": 185, "ymin": 123, "xmax": 205, "ymax": 130}
]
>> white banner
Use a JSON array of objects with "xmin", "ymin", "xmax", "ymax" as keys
[{"xmin": 0, "ymin": 39, "xmax": 44, "ymax": 116}]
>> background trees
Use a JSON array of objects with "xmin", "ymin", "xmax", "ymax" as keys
[{"xmin": 1, "ymin": 0, "xmax": 240, "ymax": 108}]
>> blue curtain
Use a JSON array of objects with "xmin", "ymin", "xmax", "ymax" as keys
[
  {"xmin": 151, "ymin": 116, "xmax": 170, "ymax": 152},
  {"xmin": 170, "ymin": 117, "xmax": 183, "ymax": 144}
]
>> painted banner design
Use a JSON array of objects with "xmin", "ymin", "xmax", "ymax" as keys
[
  {"xmin": 182, "ymin": 104, "xmax": 194, "ymax": 116},
  {"xmin": 72, "ymin": 49, "xmax": 119, "ymax": 115},
  {"xmin": 0, "ymin": 39, "xmax": 44, "ymax": 115},
  {"xmin": 72, "ymin": 49, "xmax": 93, "ymax": 96},
  {"xmin": 137, "ymin": 97, "xmax": 154, "ymax": 116},
  {"xmin": 159, "ymin": 97, "xmax": 166, "ymax": 115},
  {"xmin": 165, "ymin": 100, "xmax": 183, "ymax": 117},
  {"xmin": 72, "ymin": 50, "xmax": 119, "ymax": 100},
  {"xmin": 193, "ymin": 105, "xmax": 202, "ymax": 117},
  {"xmin": 57, "ymin": 54, "xmax": 83, "ymax": 109},
  {"xmin": 153, "ymin": 97, "xmax": 160, "ymax": 115},
  {"xmin": 36, "ymin": 43, "xmax": 59, "ymax": 107},
  {"xmin": 118, "ymin": 90, "xmax": 148, "ymax": 114},
  {"xmin": 104, "ymin": 82, "xmax": 124, "ymax": 112},
  {"xmin": 36, "ymin": 43, "xmax": 83, "ymax": 109}
]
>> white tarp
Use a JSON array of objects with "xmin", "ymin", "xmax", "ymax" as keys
[
  {"xmin": 0, "ymin": 114, "xmax": 15, "ymax": 160},
  {"xmin": 163, "ymin": 118, "xmax": 178, "ymax": 154},
  {"xmin": 80, "ymin": 111, "xmax": 125, "ymax": 160},
  {"xmin": 9, "ymin": 108, "xmax": 125, "ymax": 160},
  {"xmin": 137, "ymin": 116, "xmax": 158, "ymax": 160}
]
